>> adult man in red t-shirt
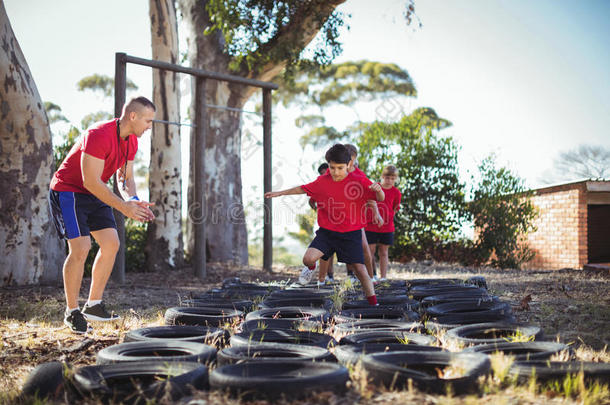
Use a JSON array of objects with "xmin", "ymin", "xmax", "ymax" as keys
[{"xmin": 49, "ymin": 96, "xmax": 156, "ymax": 333}]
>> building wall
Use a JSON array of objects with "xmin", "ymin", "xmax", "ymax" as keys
[{"xmin": 524, "ymin": 183, "xmax": 588, "ymax": 270}]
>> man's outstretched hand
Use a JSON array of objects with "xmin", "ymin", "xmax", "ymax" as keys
[{"xmin": 122, "ymin": 200, "xmax": 156, "ymax": 222}]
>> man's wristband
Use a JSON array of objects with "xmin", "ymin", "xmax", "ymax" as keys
[{"xmin": 128, "ymin": 196, "xmax": 140, "ymax": 201}]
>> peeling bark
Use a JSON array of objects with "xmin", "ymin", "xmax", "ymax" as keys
[
  {"xmin": 0, "ymin": 2, "xmax": 64, "ymax": 285},
  {"xmin": 147, "ymin": 0, "xmax": 184, "ymax": 271}
]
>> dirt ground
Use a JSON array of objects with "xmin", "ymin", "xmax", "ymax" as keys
[{"xmin": 1, "ymin": 261, "xmax": 609, "ymax": 404}]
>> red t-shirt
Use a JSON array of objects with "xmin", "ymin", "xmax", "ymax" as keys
[
  {"xmin": 50, "ymin": 119, "xmax": 138, "ymax": 194},
  {"xmin": 302, "ymin": 171, "xmax": 376, "ymax": 232},
  {"xmin": 365, "ymin": 186, "xmax": 402, "ymax": 232}
]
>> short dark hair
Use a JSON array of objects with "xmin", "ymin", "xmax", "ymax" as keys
[
  {"xmin": 343, "ymin": 144, "xmax": 358, "ymax": 158},
  {"xmin": 325, "ymin": 144, "xmax": 351, "ymax": 164},
  {"xmin": 124, "ymin": 96, "xmax": 156, "ymax": 114},
  {"xmin": 317, "ymin": 163, "xmax": 329, "ymax": 175}
]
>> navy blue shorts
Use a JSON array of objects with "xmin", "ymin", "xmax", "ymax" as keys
[
  {"xmin": 48, "ymin": 189, "xmax": 116, "ymax": 240},
  {"xmin": 309, "ymin": 227, "xmax": 364, "ymax": 264},
  {"xmin": 365, "ymin": 230, "xmax": 394, "ymax": 245}
]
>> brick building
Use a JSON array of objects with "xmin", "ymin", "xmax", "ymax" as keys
[{"xmin": 524, "ymin": 180, "xmax": 610, "ymax": 270}]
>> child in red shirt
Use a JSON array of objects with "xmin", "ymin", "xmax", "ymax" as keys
[
  {"xmin": 365, "ymin": 165, "xmax": 402, "ymax": 280},
  {"xmin": 264, "ymin": 144, "xmax": 385, "ymax": 304}
]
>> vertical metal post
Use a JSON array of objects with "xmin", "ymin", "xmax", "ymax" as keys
[
  {"xmin": 112, "ymin": 52, "xmax": 127, "ymax": 283},
  {"xmin": 194, "ymin": 77, "xmax": 207, "ymax": 279},
  {"xmin": 262, "ymin": 89, "xmax": 273, "ymax": 272}
]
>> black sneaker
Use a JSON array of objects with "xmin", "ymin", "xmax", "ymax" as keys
[
  {"xmin": 64, "ymin": 309, "xmax": 92, "ymax": 334},
  {"xmin": 82, "ymin": 301, "xmax": 121, "ymax": 322}
]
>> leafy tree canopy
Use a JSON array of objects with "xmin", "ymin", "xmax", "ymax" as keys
[
  {"xmin": 44, "ymin": 101, "xmax": 69, "ymax": 124},
  {"xmin": 77, "ymin": 74, "xmax": 138, "ymax": 97}
]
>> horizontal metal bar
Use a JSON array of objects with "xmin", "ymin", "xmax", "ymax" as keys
[
  {"xmin": 120, "ymin": 53, "xmax": 279, "ymax": 90},
  {"xmin": 207, "ymin": 104, "xmax": 260, "ymax": 115},
  {"xmin": 153, "ymin": 119, "xmax": 196, "ymax": 128}
]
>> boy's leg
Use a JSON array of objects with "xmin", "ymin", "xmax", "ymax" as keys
[
  {"xmin": 64, "ymin": 236, "xmax": 92, "ymax": 310},
  {"xmin": 303, "ymin": 247, "xmax": 325, "ymax": 268},
  {"xmin": 318, "ymin": 258, "xmax": 330, "ymax": 282},
  {"xmin": 87, "ymin": 228, "xmax": 120, "ymax": 302},
  {"xmin": 378, "ymin": 244, "xmax": 390, "ymax": 279},
  {"xmin": 351, "ymin": 263, "xmax": 376, "ymax": 298},
  {"xmin": 369, "ymin": 243, "xmax": 378, "ymax": 279},
  {"xmin": 327, "ymin": 255, "xmax": 335, "ymax": 279},
  {"xmin": 360, "ymin": 229, "xmax": 374, "ymax": 278}
]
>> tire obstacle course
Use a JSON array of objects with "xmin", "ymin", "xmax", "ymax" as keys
[{"xmin": 21, "ymin": 276, "xmax": 610, "ymax": 403}]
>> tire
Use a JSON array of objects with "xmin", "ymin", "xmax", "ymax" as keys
[
  {"xmin": 465, "ymin": 276, "xmax": 488, "ymax": 289},
  {"xmin": 96, "ymin": 341, "xmax": 217, "ymax": 365},
  {"xmin": 217, "ymin": 343, "xmax": 336, "ymax": 365},
  {"xmin": 240, "ymin": 318, "xmax": 324, "ymax": 332},
  {"xmin": 361, "ymin": 351, "xmax": 490, "ymax": 394},
  {"xmin": 409, "ymin": 285, "xmax": 483, "ymax": 301},
  {"xmin": 230, "ymin": 329, "xmax": 336, "ymax": 349},
  {"xmin": 334, "ymin": 307, "xmax": 420, "ymax": 323},
  {"xmin": 445, "ymin": 323, "xmax": 543, "ymax": 345},
  {"xmin": 509, "ymin": 361, "xmax": 610, "ymax": 383},
  {"xmin": 20, "ymin": 361, "xmax": 72, "ymax": 401},
  {"xmin": 375, "ymin": 279, "xmax": 407, "ymax": 288},
  {"xmin": 270, "ymin": 288, "xmax": 334, "ymax": 299},
  {"xmin": 339, "ymin": 330, "xmax": 436, "ymax": 346},
  {"xmin": 124, "ymin": 326, "xmax": 229, "ymax": 347},
  {"xmin": 334, "ymin": 343, "xmax": 444, "ymax": 366},
  {"xmin": 181, "ymin": 299, "xmax": 254, "ymax": 312},
  {"xmin": 342, "ymin": 296, "xmax": 419, "ymax": 311},
  {"xmin": 407, "ymin": 278, "xmax": 462, "ymax": 288},
  {"xmin": 259, "ymin": 297, "xmax": 333, "ymax": 310},
  {"xmin": 463, "ymin": 341, "xmax": 571, "ymax": 361},
  {"xmin": 195, "ymin": 288, "xmax": 270, "ymax": 301},
  {"xmin": 245, "ymin": 307, "xmax": 330, "ymax": 324},
  {"xmin": 429, "ymin": 312, "xmax": 516, "ymax": 326},
  {"xmin": 425, "ymin": 301, "xmax": 511, "ymax": 317},
  {"xmin": 73, "ymin": 360, "xmax": 208, "ymax": 404},
  {"xmin": 333, "ymin": 319, "xmax": 423, "ymax": 333},
  {"xmin": 209, "ymin": 361, "xmax": 349, "ymax": 399},
  {"xmin": 165, "ymin": 306, "xmax": 243, "ymax": 327},
  {"xmin": 421, "ymin": 294, "xmax": 497, "ymax": 308}
]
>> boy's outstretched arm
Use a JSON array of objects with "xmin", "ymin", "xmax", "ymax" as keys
[
  {"xmin": 369, "ymin": 182, "xmax": 385, "ymax": 201},
  {"xmin": 367, "ymin": 200, "xmax": 384, "ymax": 226},
  {"xmin": 264, "ymin": 186, "xmax": 306, "ymax": 199}
]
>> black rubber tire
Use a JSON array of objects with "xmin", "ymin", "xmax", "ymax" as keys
[
  {"xmin": 96, "ymin": 341, "xmax": 217, "ymax": 365},
  {"xmin": 245, "ymin": 306, "xmax": 330, "ymax": 324},
  {"xmin": 409, "ymin": 285, "xmax": 483, "ymax": 301},
  {"xmin": 334, "ymin": 343, "xmax": 444, "ymax": 366},
  {"xmin": 240, "ymin": 318, "xmax": 324, "ymax": 332},
  {"xmin": 333, "ymin": 319, "xmax": 423, "ymax": 333},
  {"xmin": 406, "ymin": 278, "xmax": 462, "ymax": 288},
  {"xmin": 270, "ymin": 288, "xmax": 335, "ymax": 299},
  {"xmin": 20, "ymin": 361, "xmax": 72, "ymax": 401},
  {"xmin": 230, "ymin": 329, "xmax": 336, "ymax": 349},
  {"xmin": 421, "ymin": 294, "xmax": 497, "ymax": 308},
  {"xmin": 73, "ymin": 360, "xmax": 208, "ymax": 404},
  {"xmin": 340, "ymin": 330, "xmax": 436, "ymax": 346},
  {"xmin": 374, "ymin": 279, "xmax": 407, "ymax": 288},
  {"xmin": 463, "ymin": 341, "xmax": 571, "ymax": 361},
  {"xmin": 361, "ymin": 351, "xmax": 491, "ymax": 394},
  {"xmin": 195, "ymin": 288, "xmax": 270, "ymax": 300},
  {"xmin": 181, "ymin": 299, "xmax": 254, "ymax": 312},
  {"xmin": 425, "ymin": 301, "xmax": 511, "ymax": 317},
  {"xmin": 464, "ymin": 275, "xmax": 488, "ymax": 289},
  {"xmin": 217, "ymin": 343, "xmax": 336, "ymax": 365},
  {"xmin": 342, "ymin": 296, "xmax": 419, "ymax": 311},
  {"xmin": 165, "ymin": 306, "xmax": 243, "ymax": 327},
  {"xmin": 209, "ymin": 361, "xmax": 349, "ymax": 399},
  {"xmin": 509, "ymin": 361, "xmax": 610, "ymax": 383},
  {"xmin": 124, "ymin": 325, "xmax": 229, "ymax": 347},
  {"xmin": 334, "ymin": 307, "xmax": 420, "ymax": 323},
  {"xmin": 259, "ymin": 297, "xmax": 333, "ymax": 310},
  {"xmin": 445, "ymin": 323, "xmax": 543, "ymax": 345},
  {"xmin": 429, "ymin": 312, "xmax": 516, "ymax": 326}
]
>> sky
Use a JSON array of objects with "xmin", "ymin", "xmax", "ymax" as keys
[{"xmin": 5, "ymin": 0, "xmax": 610, "ymax": 248}]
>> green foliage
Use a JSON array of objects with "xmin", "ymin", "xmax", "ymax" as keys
[
  {"xmin": 81, "ymin": 111, "xmax": 113, "ymax": 130},
  {"xmin": 469, "ymin": 155, "xmax": 538, "ymax": 269},
  {"xmin": 77, "ymin": 74, "xmax": 138, "ymax": 97},
  {"xmin": 357, "ymin": 108, "xmax": 468, "ymax": 259},
  {"xmin": 205, "ymin": 0, "xmax": 346, "ymax": 73},
  {"xmin": 44, "ymin": 101, "xmax": 69, "ymax": 124},
  {"xmin": 287, "ymin": 210, "xmax": 317, "ymax": 246},
  {"xmin": 53, "ymin": 126, "xmax": 80, "ymax": 171}
]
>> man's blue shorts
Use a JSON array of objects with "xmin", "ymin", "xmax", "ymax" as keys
[
  {"xmin": 365, "ymin": 230, "xmax": 394, "ymax": 246},
  {"xmin": 309, "ymin": 227, "xmax": 364, "ymax": 264},
  {"xmin": 48, "ymin": 189, "xmax": 116, "ymax": 240}
]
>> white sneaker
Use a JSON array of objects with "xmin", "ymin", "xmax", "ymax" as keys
[
  {"xmin": 372, "ymin": 275, "xmax": 379, "ymax": 283},
  {"xmin": 317, "ymin": 280, "xmax": 325, "ymax": 287},
  {"xmin": 299, "ymin": 266, "xmax": 315, "ymax": 284},
  {"xmin": 348, "ymin": 275, "xmax": 358, "ymax": 284}
]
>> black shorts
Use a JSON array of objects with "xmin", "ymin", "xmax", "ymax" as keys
[
  {"xmin": 365, "ymin": 230, "xmax": 394, "ymax": 245},
  {"xmin": 48, "ymin": 189, "xmax": 116, "ymax": 240},
  {"xmin": 309, "ymin": 227, "xmax": 364, "ymax": 264}
]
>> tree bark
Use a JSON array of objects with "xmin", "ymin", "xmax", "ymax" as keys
[
  {"xmin": 146, "ymin": 0, "xmax": 184, "ymax": 271},
  {"xmin": 0, "ymin": 2, "xmax": 64, "ymax": 285},
  {"xmin": 178, "ymin": 0, "xmax": 345, "ymax": 265}
]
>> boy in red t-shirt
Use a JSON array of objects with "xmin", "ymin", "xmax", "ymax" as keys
[
  {"xmin": 264, "ymin": 144, "xmax": 385, "ymax": 304},
  {"xmin": 365, "ymin": 165, "xmax": 402, "ymax": 280}
]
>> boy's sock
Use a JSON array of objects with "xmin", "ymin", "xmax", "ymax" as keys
[
  {"xmin": 66, "ymin": 306, "xmax": 79, "ymax": 315},
  {"xmin": 366, "ymin": 295, "xmax": 378, "ymax": 306},
  {"xmin": 307, "ymin": 264, "xmax": 315, "ymax": 270},
  {"xmin": 86, "ymin": 299, "xmax": 102, "ymax": 307}
]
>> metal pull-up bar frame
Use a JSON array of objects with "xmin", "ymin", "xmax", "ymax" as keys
[{"xmin": 113, "ymin": 52, "xmax": 277, "ymax": 282}]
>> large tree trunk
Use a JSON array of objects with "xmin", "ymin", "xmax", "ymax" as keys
[
  {"xmin": 178, "ymin": 0, "xmax": 345, "ymax": 265},
  {"xmin": 146, "ymin": 0, "xmax": 184, "ymax": 271},
  {"xmin": 0, "ymin": 2, "xmax": 64, "ymax": 285}
]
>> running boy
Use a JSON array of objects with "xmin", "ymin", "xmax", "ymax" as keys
[
  {"xmin": 264, "ymin": 144, "xmax": 384, "ymax": 304},
  {"xmin": 365, "ymin": 165, "xmax": 401, "ymax": 280}
]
